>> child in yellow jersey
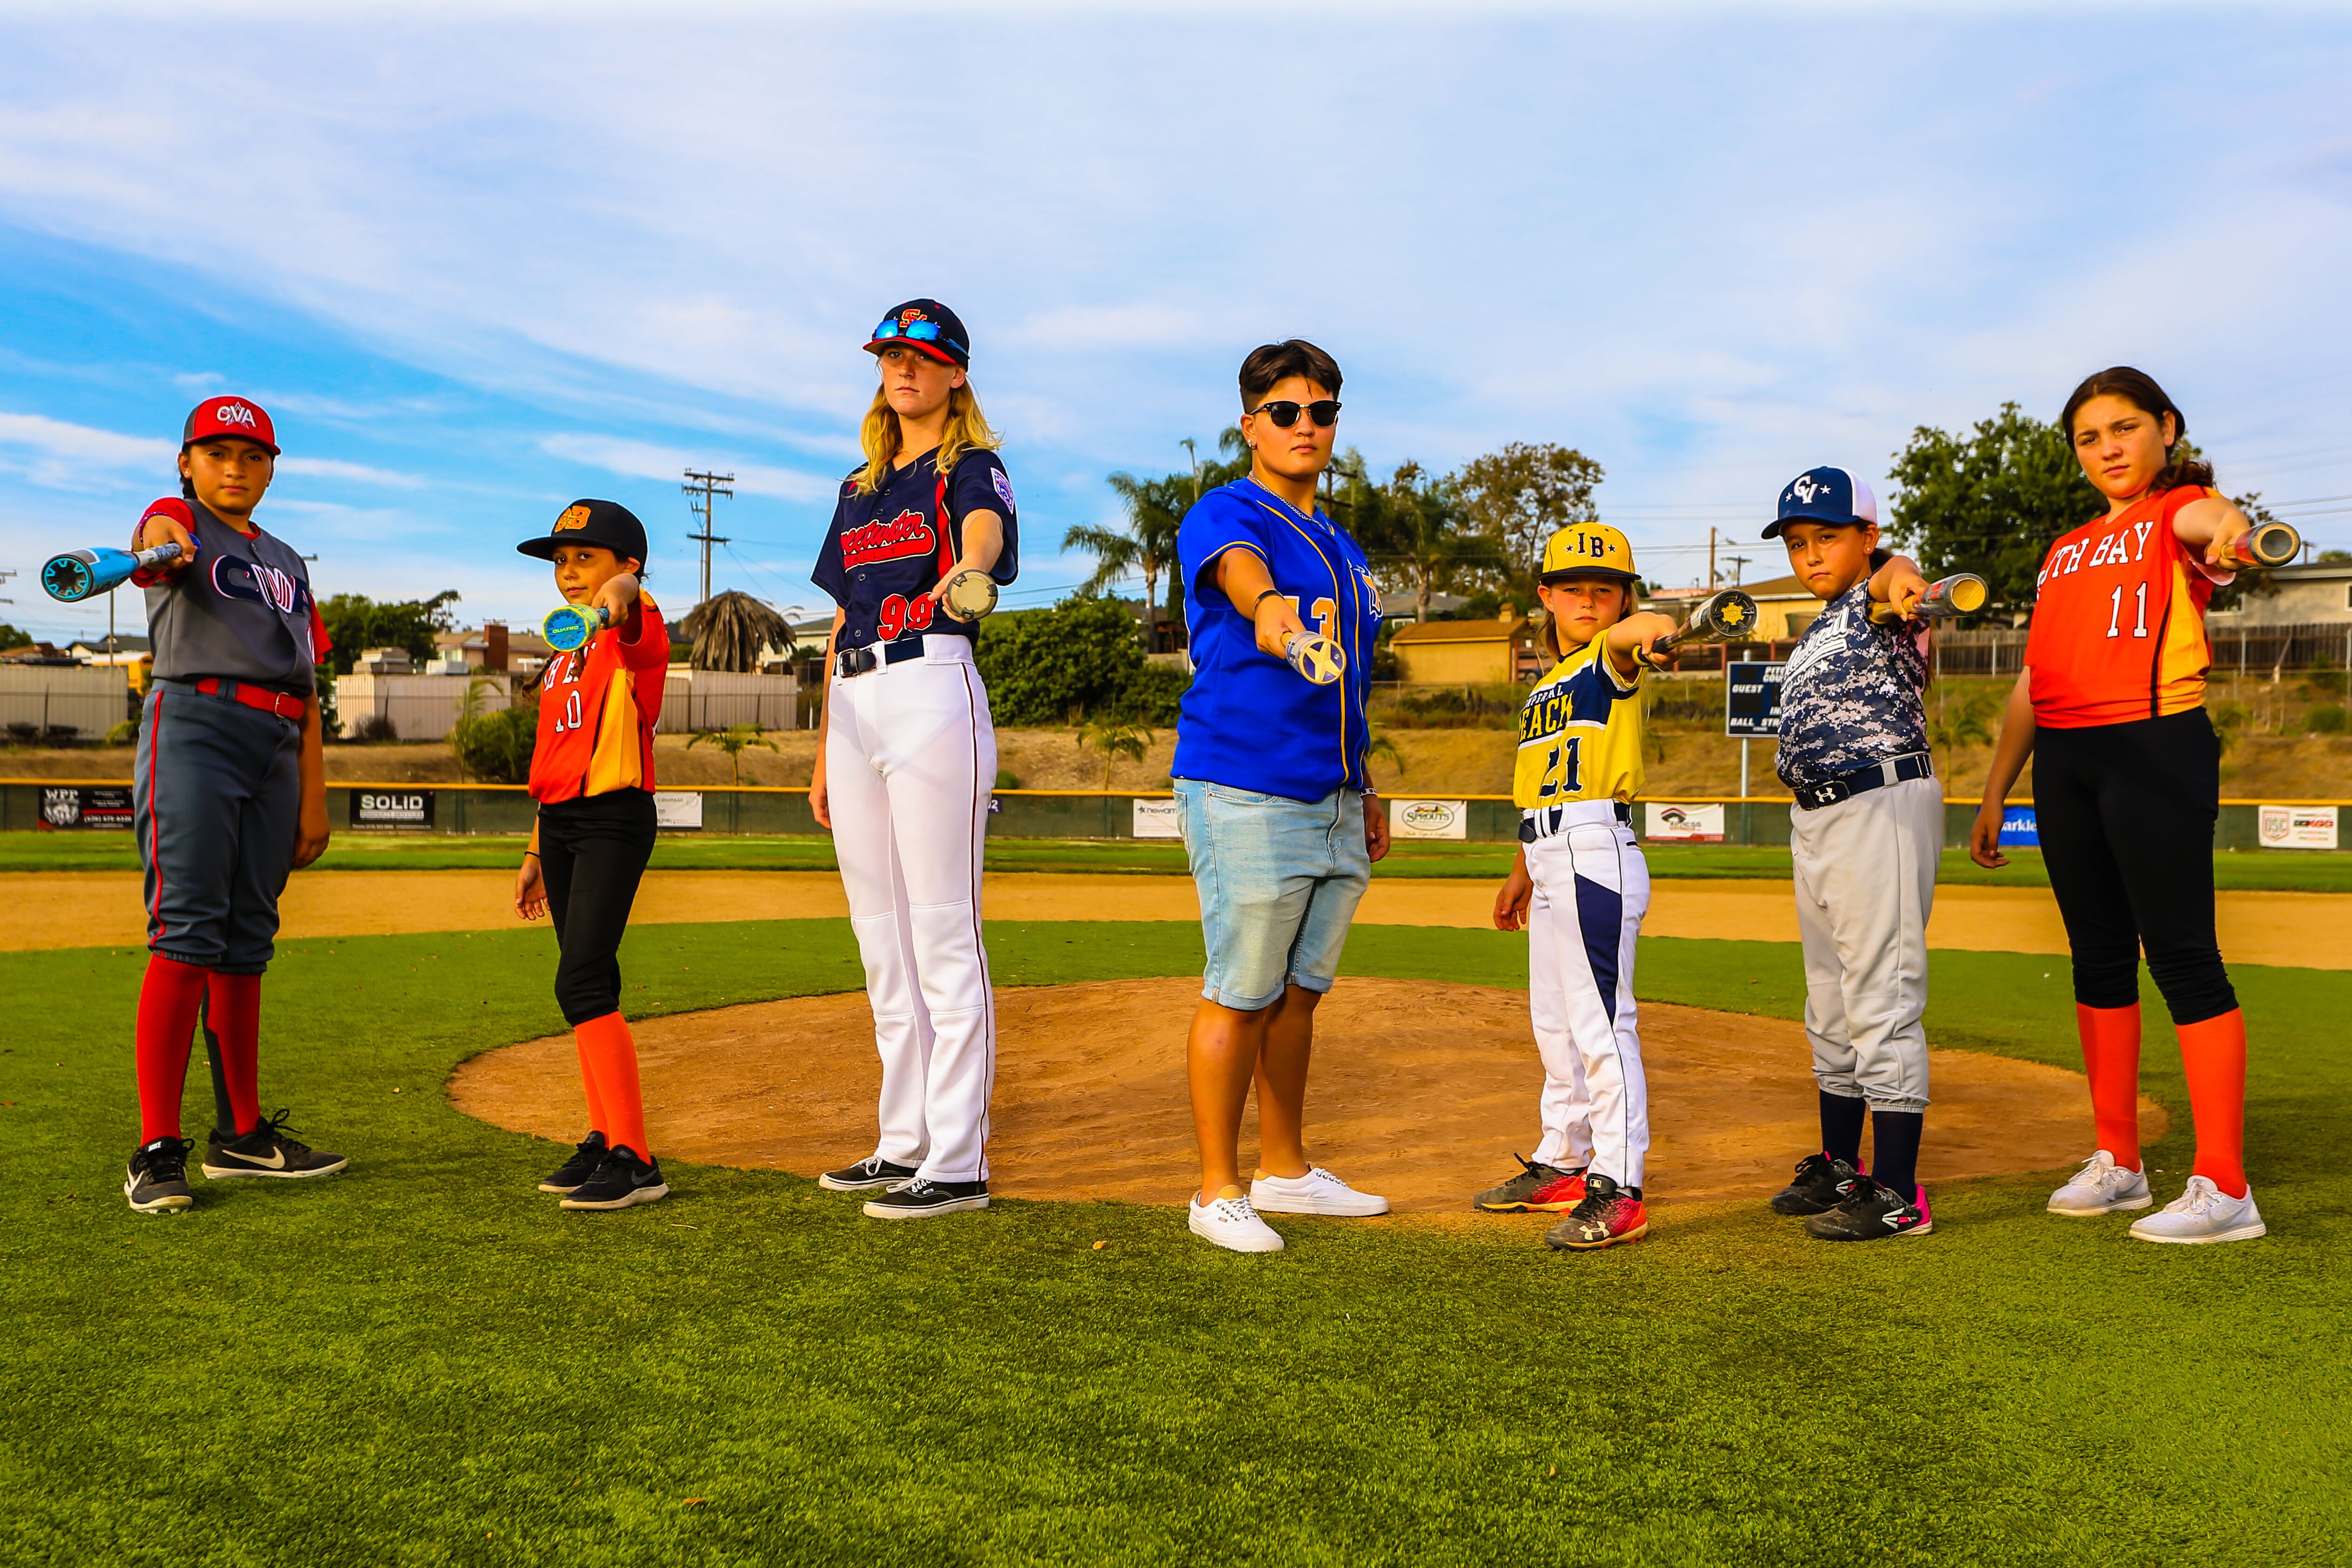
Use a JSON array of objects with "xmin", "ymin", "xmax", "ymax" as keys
[{"xmin": 1477, "ymin": 522, "xmax": 1677, "ymax": 1252}]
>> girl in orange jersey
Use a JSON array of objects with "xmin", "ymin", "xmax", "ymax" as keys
[
  {"xmin": 511, "ymin": 500, "xmax": 674, "ymax": 1211},
  {"xmin": 1971, "ymin": 367, "xmax": 2265, "ymax": 1244}
]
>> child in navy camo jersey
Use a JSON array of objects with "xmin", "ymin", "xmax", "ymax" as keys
[{"xmin": 1758, "ymin": 466, "xmax": 1940, "ymax": 1243}]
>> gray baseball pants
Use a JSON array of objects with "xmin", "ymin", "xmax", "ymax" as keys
[
  {"xmin": 132, "ymin": 679, "xmax": 302, "ymax": 974},
  {"xmin": 1787, "ymin": 773, "xmax": 1940, "ymax": 1112}
]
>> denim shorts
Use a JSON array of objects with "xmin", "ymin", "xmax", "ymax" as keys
[{"xmin": 1174, "ymin": 779, "xmax": 1371, "ymax": 1012}]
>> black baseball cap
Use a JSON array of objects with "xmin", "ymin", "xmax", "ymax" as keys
[
  {"xmin": 866, "ymin": 299, "xmax": 971, "ymax": 369},
  {"xmin": 517, "ymin": 499, "xmax": 648, "ymax": 565}
]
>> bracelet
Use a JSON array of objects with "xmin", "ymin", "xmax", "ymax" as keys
[
  {"xmin": 522, "ymin": 851, "xmax": 539, "ymax": 860},
  {"xmin": 1253, "ymin": 587, "xmax": 1283, "ymax": 610}
]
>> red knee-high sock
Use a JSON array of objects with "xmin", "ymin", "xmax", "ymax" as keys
[
  {"xmin": 2076, "ymin": 1003, "xmax": 2144, "ymax": 1170},
  {"xmin": 206, "ymin": 972, "xmax": 263, "ymax": 1135},
  {"xmin": 135, "ymin": 954, "xmax": 212, "ymax": 1142},
  {"xmin": 574, "ymin": 1031, "xmax": 611, "ymax": 1137},
  {"xmin": 2177, "ymin": 1008, "xmax": 2249, "ymax": 1198},
  {"xmin": 574, "ymin": 1013, "xmax": 647, "ymax": 1159}
]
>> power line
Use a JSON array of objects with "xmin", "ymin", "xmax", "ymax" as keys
[{"xmin": 682, "ymin": 468, "xmax": 734, "ymax": 606}]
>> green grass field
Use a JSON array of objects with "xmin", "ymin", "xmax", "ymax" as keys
[
  {"xmin": 5, "ymin": 915, "xmax": 2348, "ymax": 1565},
  {"xmin": 7, "ymin": 829, "xmax": 2352, "ymax": 891}
]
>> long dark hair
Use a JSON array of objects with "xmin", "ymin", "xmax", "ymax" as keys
[{"xmin": 2059, "ymin": 366, "xmax": 2215, "ymax": 493}]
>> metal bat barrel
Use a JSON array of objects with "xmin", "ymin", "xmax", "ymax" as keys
[
  {"xmin": 41, "ymin": 541, "xmax": 182, "ymax": 603},
  {"xmin": 541, "ymin": 603, "xmax": 611, "ymax": 653},
  {"xmin": 1869, "ymin": 572, "xmax": 1988, "ymax": 623},
  {"xmin": 2240, "ymin": 521, "xmax": 2301, "ymax": 569},
  {"xmin": 1284, "ymin": 631, "xmax": 1347, "ymax": 685},
  {"xmin": 1651, "ymin": 588, "xmax": 1759, "ymax": 658}
]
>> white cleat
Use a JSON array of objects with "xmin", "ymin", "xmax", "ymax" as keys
[
  {"xmin": 1189, "ymin": 1187, "xmax": 1285, "ymax": 1253},
  {"xmin": 2129, "ymin": 1176, "xmax": 2266, "ymax": 1245},
  {"xmin": 2047, "ymin": 1150, "xmax": 2153, "ymax": 1216},
  {"xmin": 1250, "ymin": 1166, "xmax": 1391, "ymax": 1218}
]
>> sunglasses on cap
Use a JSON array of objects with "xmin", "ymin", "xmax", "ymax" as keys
[
  {"xmin": 1248, "ymin": 399, "xmax": 1341, "ymax": 429},
  {"xmin": 871, "ymin": 318, "xmax": 967, "ymax": 353}
]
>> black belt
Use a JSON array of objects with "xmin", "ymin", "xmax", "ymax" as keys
[
  {"xmin": 1518, "ymin": 801, "xmax": 1633, "ymax": 842},
  {"xmin": 834, "ymin": 639, "xmax": 932, "ymax": 679},
  {"xmin": 1792, "ymin": 752, "xmax": 1934, "ymax": 812}
]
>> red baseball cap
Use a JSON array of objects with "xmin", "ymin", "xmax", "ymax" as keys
[{"xmin": 182, "ymin": 396, "xmax": 280, "ymax": 456}]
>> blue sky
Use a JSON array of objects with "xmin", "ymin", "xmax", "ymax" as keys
[{"xmin": 3, "ymin": 2, "xmax": 2349, "ymax": 644}]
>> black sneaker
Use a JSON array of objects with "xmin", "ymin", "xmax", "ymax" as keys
[
  {"xmin": 125, "ymin": 1137, "xmax": 195, "ymax": 1214},
  {"xmin": 1805, "ymin": 1175, "xmax": 1933, "ymax": 1241},
  {"xmin": 1771, "ymin": 1152, "xmax": 1860, "ymax": 1215},
  {"xmin": 862, "ymin": 1176, "xmax": 990, "ymax": 1220},
  {"xmin": 201, "ymin": 1110, "xmax": 348, "ymax": 1180},
  {"xmin": 560, "ymin": 1145, "xmax": 669, "ymax": 1211},
  {"xmin": 819, "ymin": 1153, "xmax": 921, "ymax": 1192},
  {"xmin": 1544, "ymin": 1174, "xmax": 1648, "ymax": 1251},
  {"xmin": 1474, "ymin": 1153, "xmax": 1588, "ymax": 1213},
  {"xmin": 539, "ymin": 1130, "xmax": 610, "ymax": 1194}
]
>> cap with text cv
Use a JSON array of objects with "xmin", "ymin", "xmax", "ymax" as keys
[
  {"xmin": 1539, "ymin": 521, "xmax": 1640, "ymax": 584},
  {"xmin": 866, "ymin": 298, "xmax": 971, "ymax": 369},
  {"xmin": 182, "ymin": 396, "xmax": 280, "ymax": 456},
  {"xmin": 1765, "ymin": 466, "xmax": 1878, "ymax": 538},
  {"xmin": 516, "ymin": 499, "xmax": 649, "ymax": 564}
]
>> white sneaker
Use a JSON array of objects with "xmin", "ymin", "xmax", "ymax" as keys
[
  {"xmin": 1189, "ymin": 1187, "xmax": 1284, "ymax": 1253},
  {"xmin": 2129, "ymin": 1176, "xmax": 2266, "ymax": 1244},
  {"xmin": 1250, "ymin": 1166, "xmax": 1391, "ymax": 1217},
  {"xmin": 2047, "ymin": 1150, "xmax": 2153, "ymax": 1216}
]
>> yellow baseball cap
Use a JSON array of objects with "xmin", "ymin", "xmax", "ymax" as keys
[{"xmin": 1539, "ymin": 522, "xmax": 1639, "ymax": 584}]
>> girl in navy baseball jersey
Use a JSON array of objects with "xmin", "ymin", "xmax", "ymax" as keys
[
  {"xmin": 1172, "ymin": 339, "xmax": 1390, "ymax": 1254},
  {"xmin": 808, "ymin": 299, "xmax": 1018, "ymax": 1220},
  {"xmin": 121, "ymin": 397, "xmax": 345, "ymax": 1215},
  {"xmin": 513, "ymin": 500, "xmax": 674, "ymax": 1212}
]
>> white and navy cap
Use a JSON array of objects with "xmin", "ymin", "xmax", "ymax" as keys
[{"xmin": 1765, "ymin": 466, "xmax": 1878, "ymax": 539}]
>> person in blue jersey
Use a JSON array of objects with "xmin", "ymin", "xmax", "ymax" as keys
[{"xmin": 1172, "ymin": 339, "xmax": 1390, "ymax": 1253}]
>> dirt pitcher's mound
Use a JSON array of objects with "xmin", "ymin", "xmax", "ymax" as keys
[{"xmin": 451, "ymin": 978, "xmax": 2164, "ymax": 1211}]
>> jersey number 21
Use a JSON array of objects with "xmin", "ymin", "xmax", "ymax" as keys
[{"xmin": 1538, "ymin": 737, "xmax": 1583, "ymax": 797}]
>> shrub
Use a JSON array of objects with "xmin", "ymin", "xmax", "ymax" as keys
[
  {"xmin": 349, "ymin": 713, "xmax": 399, "ymax": 744},
  {"xmin": 450, "ymin": 679, "xmax": 537, "ymax": 783},
  {"xmin": 978, "ymin": 597, "xmax": 1147, "ymax": 726},
  {"xmin": 1113, "ymin": 661, "xmax": 1190, "ymax": 724},
  {"xmin": 2307, "ymin": 704, "xmax": 2347, "ymax": 735}
]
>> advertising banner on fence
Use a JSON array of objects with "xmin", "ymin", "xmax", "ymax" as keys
[
  {"xmin": 654, "ymin": 791, "xmax": 704, "ymax": 829},
  {"xmin": 1389, "ymin": 798, "xmax": 1468, "ymax": 841},
  {"xmin": 1644, "ymin": 802, "xmax": 1724, "ymax": 842},
  {"xmin": 1999, "ymin": 807, "xmax": 2039, "ymax": 847},
  {"xmin": 2259, "ymin": 803, "xmax": 2339, "ymax": 850},
  {"xmin": 350, "ymin": 790, "xmax": 435, "ymax": 830},
  {"xmin": 1132, "ymin": 798, "xmax": 1183, "ymax": 838},
  {"xmin": 39, "ymin": 786, "xmax": 134, "ymax": 830}
]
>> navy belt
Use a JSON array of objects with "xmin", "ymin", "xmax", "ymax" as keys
[
  {"xmin": 834, "ymin": 640, "xmax": 930, "ymax": 679},
  {"xmin": 1792, "ymin": 752, "xmax": 1934, "ymax": 812},
  {"xmin": 1519, "ymin": 800, "xmax": 1633, "ymax": 842}
]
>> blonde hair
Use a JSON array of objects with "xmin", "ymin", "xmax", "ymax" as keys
[{"xmin": 854, "ymin": 380, "xmax": 1003, "ymax": 496}]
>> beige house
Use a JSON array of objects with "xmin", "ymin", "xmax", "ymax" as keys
[
  {"xmin": 2212, "ymin": 562, "xmax": 2352, "ymax": 626},
  {"xmin": 1388, "ymin": 614, "xmax": 1549, "ymax": 684},
  {"xmin": 1648, "ymin": 574, "xmax": 1823, "ymax": 640}
]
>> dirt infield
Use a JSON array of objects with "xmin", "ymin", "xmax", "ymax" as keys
[
  {"xmin": 8, "ymin": 868, "xmax": 2341, "ymax": 968},
  {"xmin": 449, "ymin": 977, "xmax": 2164, "ymax": 1212}
]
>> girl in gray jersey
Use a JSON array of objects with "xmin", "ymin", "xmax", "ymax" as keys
[{"xmin": 121, "ymin": 397, "xmax": 346, "ymax": 1215}]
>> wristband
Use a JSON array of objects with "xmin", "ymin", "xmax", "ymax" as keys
[
  {"xmin": 523, "ymin": 851, "xmax": 539, "ymax": 860},
  {"xmin": 1253, "ymin": 587, "xmax": 1283, "ymax": 610}
]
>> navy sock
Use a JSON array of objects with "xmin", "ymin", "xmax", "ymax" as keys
[
  {"xmin": 1819, "ymin": 1092, "xmax": 1866, "ymax": 1168},
  {"xmin": 1870, "ymin": 1109, "xmax": 1924, "ymax": 1203}
]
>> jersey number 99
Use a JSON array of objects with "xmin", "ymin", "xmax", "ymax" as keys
[{"xmin": 878, "ymin": 592, "xmax": 935, "ymax": 641}]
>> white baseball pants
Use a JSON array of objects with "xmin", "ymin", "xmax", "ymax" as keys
[
  {"xmin": 1787, "ymin": 773, "xmax": 1939, "ymax": 1112},
  {"xmin": 1524, "ymin": 809, "xmax": 1651, "ymax": 1191},
  {"xmin": 824, "ymin": 637, "xmax": 998, "ymax": 1182}
]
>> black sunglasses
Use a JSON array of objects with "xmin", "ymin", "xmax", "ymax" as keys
[{"xmin": 1249, "ymin": 399, "xmax": 1341, "ymax": 429}]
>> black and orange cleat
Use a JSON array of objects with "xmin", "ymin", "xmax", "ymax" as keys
[
  {"xmin": 1545, "ymin": 1174, "xmax": 1648, "ymax": 1251},
  {"xmin": 1474, "ymin": 1154, "xmax": 1589, "ymax": 1213}
]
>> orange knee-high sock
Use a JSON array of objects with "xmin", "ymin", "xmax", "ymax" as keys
[
  {"xmin": 2177, "ymin": 1009, "xmax": 2248, "ymax": 1198},
  {"xmin": 2076, "ymin": 1003, "xmax": 2144, "ymax": 1169},
  {"xmin": 574, "ymin": 1013, "xmax": 648, "ymax": 1159},
  {"xmin": 573, "ymin": 1031, "xmax": 611, "ymax": 1137},
  {"xmin": 205, "ymin": 972, "xmax": 263, "ymax": 1135}
]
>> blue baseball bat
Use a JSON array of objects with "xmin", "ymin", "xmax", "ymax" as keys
[
  {"xmin": 42, "ymin": 541, "xmax": 183, "ymax": 603},
  {"xmin": 542, "ymin": 602, "xmax": 611, "ymax": 653}
]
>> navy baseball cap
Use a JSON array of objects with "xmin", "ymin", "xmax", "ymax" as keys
[
  {"xmin": 1765, "ymin": 466, "xmax": 1879, "ymax": 539},
  {"xmin": 866, "ymin": 299, "xmax": 970, "ymax": 369},
  {"xmin": 518, "ymin": 499, "xmax": 649, "ymax": 565}
]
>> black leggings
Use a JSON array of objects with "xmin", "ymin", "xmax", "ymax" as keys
[
  {"xmin": 538, "ymin": 789, "xmax": 657, "ymax": 1026},
  {"xmin": 2034, "ymin": 708, "xmax": 2236, "ymax": 1026}
]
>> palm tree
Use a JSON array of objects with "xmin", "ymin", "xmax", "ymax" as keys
[
  {"xmin": 687, "ymin": 721, "xmax": 780, "ymax": 784},
  {"xmin": 1340, "ymin": 457, "xmax": 1507, "ymax": 623},
  {"xmin": 677, "ymin": 591, "xmax": 793, "ymax": 672},
  {"xmin": 1065, "ymin": 473, "xmax": 1188, "ymax": 637},
  {"xmin": 1075, "ymin": 717, "xmax": 1154, "ymax": 791}
]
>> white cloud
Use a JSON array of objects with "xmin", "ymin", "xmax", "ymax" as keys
[
  {"xmin": 0, "ymin": 412, "xmax": 171, "ymax": 488},
  {"xmin": 538, "ymin": 433, "xmax": 837, "ymax": 503},
  {"xmin": 277, "ymin": 457, "xmax": 427, "ymax": 489}
]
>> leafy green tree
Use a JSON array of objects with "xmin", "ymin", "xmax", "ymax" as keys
[
  {"xmin": 1884, "ymin": 404, "xmax": 2094, "ymax": 608},
  {"xmin": 1335, "ymin": 456, "xmax": 1507, "ymax": 623},
  {"xmin": 0, "ymin": 622, "xmax": 30, "ymax": 652},
  {"xmin": 317, "ymin": 590, "xmax": 461, "ymax": 676},
  {"xmin": 977, "ymin": 596, "xmax": 1148, "ymax": 726},
  {"xmin": 1455, "ymin": 442, "xmax": 1607, "ymax": 593}
]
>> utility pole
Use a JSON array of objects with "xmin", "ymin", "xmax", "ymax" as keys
[
  {"xmin": 1708, "ymin": 527, "xmax": 1719, "ymax": 589},
  {"xmin": 682, "ymin": 469, "xmax": 735, "ymax": 605},
  {"xmin": 1727, "ymin": 555, "xmax": 1751, "ymax": 586}
]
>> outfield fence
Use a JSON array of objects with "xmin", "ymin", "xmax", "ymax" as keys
[{"xmin": 5, "ymin": 780, "xmax": 2342, "ymax": 853}]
